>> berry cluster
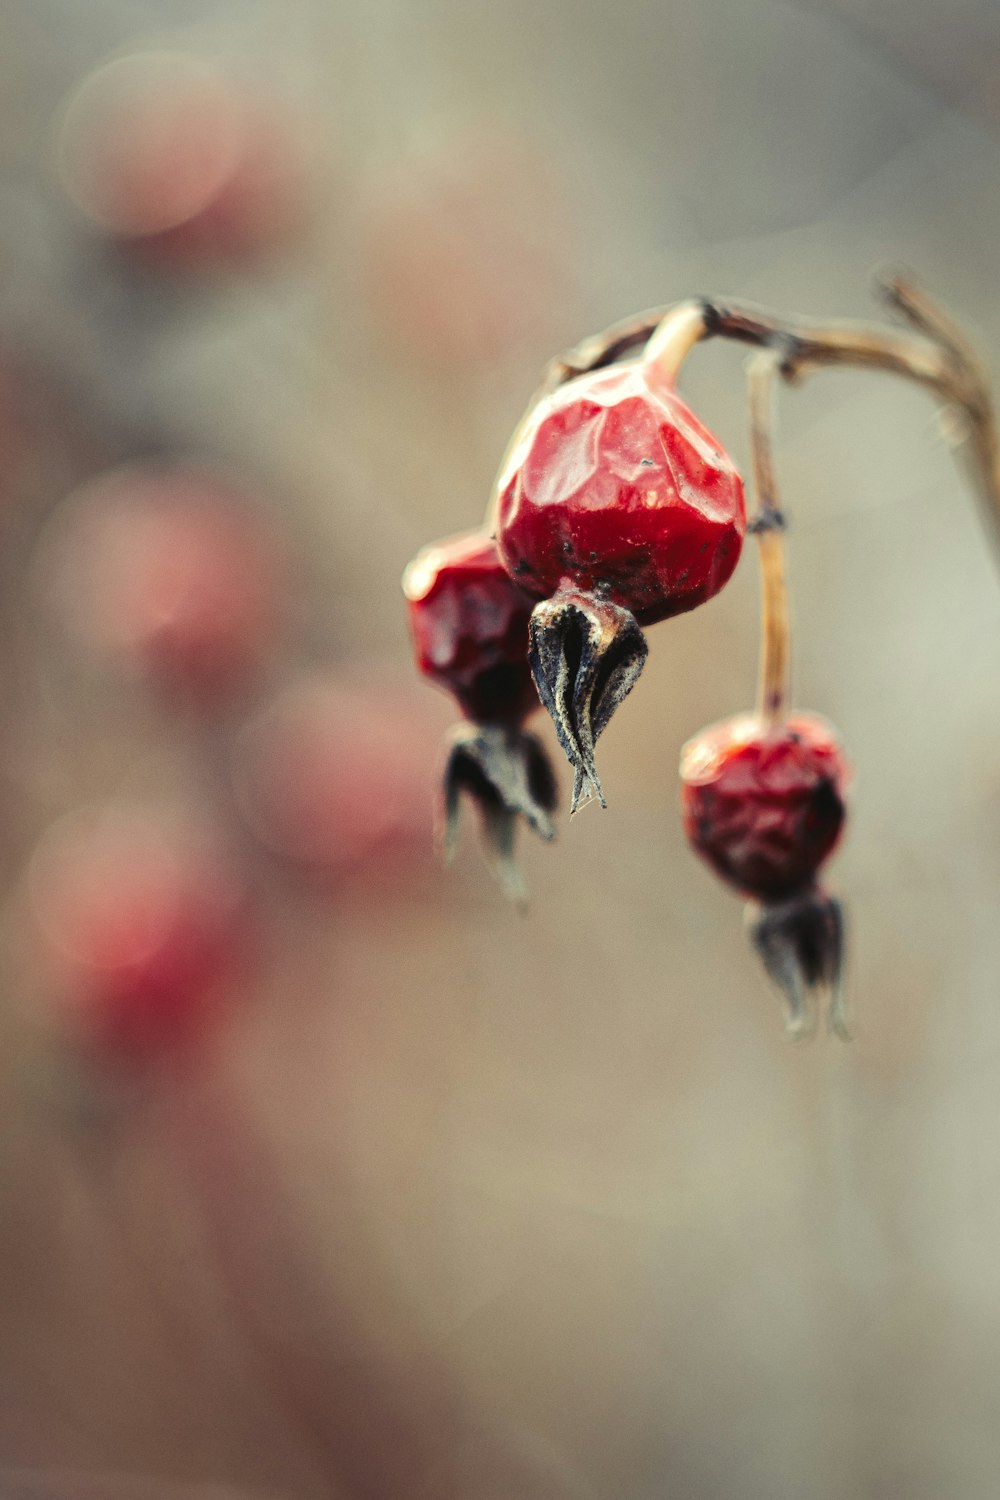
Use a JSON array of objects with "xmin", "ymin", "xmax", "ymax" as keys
[{"xmin": 405, "ymin": 281, "xmax": 1000, "ymax": 1038}]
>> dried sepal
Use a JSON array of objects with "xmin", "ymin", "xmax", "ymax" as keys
[
  {"xmin": 439, "ymin": 721, "xmax": 557, "ymax": 904},
  {"xmin": 747, "ymin": 887, "xmax": 848, "ymax": 1041},
  {"xmin": 528, "ymin": 586, "xmax": 647, "ymax": 813}
]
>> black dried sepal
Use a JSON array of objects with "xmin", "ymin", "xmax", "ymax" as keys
[
  {"xmin": 528, "ymin": 587, "xmax": 648, "ymax": 813},
  {"xmin": 440, "ymin": 721, "xmax": 558, "ymax": 904},
  {"xmin": 748, "ymin": 887, "xmax": 848, "ymax": 1040}
]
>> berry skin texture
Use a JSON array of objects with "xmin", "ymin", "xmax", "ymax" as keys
[
  {"xmin": 679, "ymin": 713, "xmax": 848, "ymax": 902},
  {"xmin": 494, "ymin": 358, "xmax": 746, "ymax": 625},
  {"xmin": 403, "ymin": 530, "xmax": 539, "ymax": 724}
]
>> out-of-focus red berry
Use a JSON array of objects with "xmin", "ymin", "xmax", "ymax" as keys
[
  {"xmin": 39, "ymin": 466, "xmax": 281, "ymax": 702},
  {"xmin": 125, "ymin": 114, "xmax": 305, "ymax": 272},
  {"xmin": 360, "ymin": 135, "xmax": 574, "ymax": 368},
  {"xmin": 403, "ymin": 530, "xmax": 539, "ymax": 723},
  {"xmin": 0, "ymin": 359, "xmax": 30, "ymax": 513},
  {"xmin": 495, "ymin": 358, "xmax": 745, "ymax": 624},
  {"xmin": 27, "ymin": 806, "xmax": 247, "ymax": 1055},
  {"xmin": 679, "ymin": 713, "xmax": 848, "ymax": 901},
  {"xmin": 232, "ymin": 674, "xmax": 439, "ymax": 879},
  {"xmin": 57, "ymin": 50, "xmax": 305, "ymax": 271}
]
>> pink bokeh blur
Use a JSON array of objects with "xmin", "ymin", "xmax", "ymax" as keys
[{"xmin": 2, "ymin": 2, "xmax": 1000, "ymax": 1498}]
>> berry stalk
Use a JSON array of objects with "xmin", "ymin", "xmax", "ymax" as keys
[
  {"xmin": 530, "ymin": 273, "xmax": 1000, "ymax": 565},
  {"xmin": 638, "ymin": 301, "xmax": 708, "ymax": 388},
  {"xmin": 747, "ymin": 350, "xmax": 791, "ymax": 727}
]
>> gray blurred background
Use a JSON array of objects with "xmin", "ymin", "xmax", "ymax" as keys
[{"xmin": 3, "ymin": 1, "xmax": 1000, "ymax": 1496}]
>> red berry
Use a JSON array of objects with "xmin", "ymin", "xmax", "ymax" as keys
[
  {"xmin": 27, "ymin": 807, "xmax": 247, "ymax": 1056},
  {"xmin": 403, "ymin": 530, "xmax": 539, "ymax": 724},
  {"xmin": 38, "ymin": 466, "xmax": 280, "ymax": 703},
  {"xmin": 361, "ymin": 134, "xmax": 572, "ymax": 368},
  {"xmin": 494, "ymin": 358, "xmax": 745, "ymax": 624},
  {"xmin": 125, "ymin": 113, "xmax": 305, "ymax": 273},
  {"xmin": 402, "ymin": 531, "xmax": 558, "ymax": 898},
  {"xmin": 232, "ymin": 674, "xmax": 439, "ymax": 880},
  {"xmin": 679, "ymin": 713, "xmax": 848, "ymax": 901},
  {"xmin": 57, "ymin": 51, "xmax": 305, "ymax": 272}
]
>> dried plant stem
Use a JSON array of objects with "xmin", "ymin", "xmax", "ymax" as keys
[
  {"xmin": 747, "ymin": 351, "xmax": 791, "ymax": 726},
  {"xmin": 639, "ymin": 301, "xmax": 709, "ymax": 386},
  {"xmin": 536, "ymin": 273, "xmax": 1000, "ymax": 564}
]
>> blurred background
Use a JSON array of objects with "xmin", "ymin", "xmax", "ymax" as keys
[{"xmin": 2, "ymin": 0, "xmax": 1000, "ymax": 1496}]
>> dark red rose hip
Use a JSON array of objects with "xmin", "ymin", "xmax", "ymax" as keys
[
  {"xmin": 679, "ymin": 712, "xmax": 850, "ymax": 1038},
  {"xmin": 404, "ymin": 529, "xmax": 542, "ymax": 724},
  {"xmin": 403, "ymin": 529, "xmax": 557, "ymax": 900},
  {"xmin": 494, "ymin": 356, "xmax": 746, "ymax": 808},
  {"xmin": 679, "ymin": 712, "xmax": 847, "ymax": 900}
]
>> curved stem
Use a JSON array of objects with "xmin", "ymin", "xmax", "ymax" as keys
[
  {"xmin": 525, "ymin": 274, "xmax": 1000, "ymax": 565},
  {"xmin": 747, "ymin": 351, "xmax": 791, "ymax": 725},
  {"xmin": 878, "ymin": 273, "xmax": 1000, "ymax": 558},
  {"xmin": 640, "ymin": 302, "xmax": 709, "ymax": 386}
]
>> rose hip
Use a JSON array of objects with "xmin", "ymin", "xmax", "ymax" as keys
[
  {"xmin": 493, "ymin": 356, "xmax": 745, "ymax": 809},
  {"xmin": 680, "ymin": 712, "xmax": 850, "ymax": 1038},
  {"xmin": 679, "ymin": 712, "xmax": 847, "ymax": 901},
  {"xmin": 38, "ymin": 465, "xmax": 280, "ymax": 704},
  {"xmin": 404, "ymin": 529, "xmax": 540, "ymax": 724},
  {"xmin": 232, "ymin": 673, "xmax": 439, "ymax": 882},
  {"xmin": 57, "ymin": 50, "xmax": 305, "ymax": 272},
  {"xmin": 495, "ymin": 359, "xmax": 745, "ymax": 624},
  {"xmin": 403, "ymin": 530, "xmax": 556, "ymax": 900}
]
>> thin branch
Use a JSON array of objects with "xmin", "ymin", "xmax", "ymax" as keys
[
  {"xmin": 512, "ymin": 273, "xmax": 1000, "ymax": 572},
  {"xmin": 747, "ymin": 351, "xmax": 791, "ymax": 726}
]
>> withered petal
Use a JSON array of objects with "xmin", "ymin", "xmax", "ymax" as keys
[
  {"xmin": 747, "ymin": 887, "xmax": 848, "ymax": 1041},
  {"xmin": 439, "ymin": 722, "xmax": 558, "ymax": 903},
  {"xmin": 528, "ymin": 588, "xmax": 647, "ymax": 813}
]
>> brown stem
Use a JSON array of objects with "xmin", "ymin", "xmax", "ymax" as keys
[
  {"xmin": 747, "ymin": 351, "xmax": 791, "ymax": 726},
  {"xmin": 638, "ymin": 302, "xmax": 708, "ymax": 387},
  {"xmin": 522, "ymin": 274, "xmax": 1000, "ymax": 562}
]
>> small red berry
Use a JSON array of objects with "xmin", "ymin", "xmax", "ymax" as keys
[
  {"xmin": 232, "ymin": 673, "xmax": 439, "ymax": 883},
  {"xmin": 679, "ymin": 712, "xmax": 850, "ymax": 1038},
  {"xmin": 679, "ymin": 712, "xmax": 847, "ymax": 901},
  {"xmin": 38, "ymin": 465, "xmax": 281, "ymax": 704},
  {"xmin": 495, "ymin": 358, "xmax": 745, "ymax": 624},
  {"xmin": 125, "ymin": 113, "xmax": 305, "ymax": 273},
  {"xmin": 403, "ymin": 529, "xmax": 539, "ymax": 723},
  {"xmin": 27, "ymin": 806, "xmax": 247, "ymax": 1057},
  {"xmin": 493, "ymin": 357, "xmax": 745, "ymax": 808},
  {"xmin": 57, "ymin": 51, "xmax": 305, "ymax": 273},
  {"xmin": 361, "ymin": 134, "xmax": 571, "ymax": 369},
  {"xmin": 402, "ymin": 530, "xmax": 557, "ymax": 899}
]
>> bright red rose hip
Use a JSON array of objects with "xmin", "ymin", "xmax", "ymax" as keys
[
  {"xmin": 492, "ymin": 355, "xmax": 746, "ymax": 810},
  {"xmin": 494, "ymin": 358, "xmax": 745, "ymax": 624}
]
